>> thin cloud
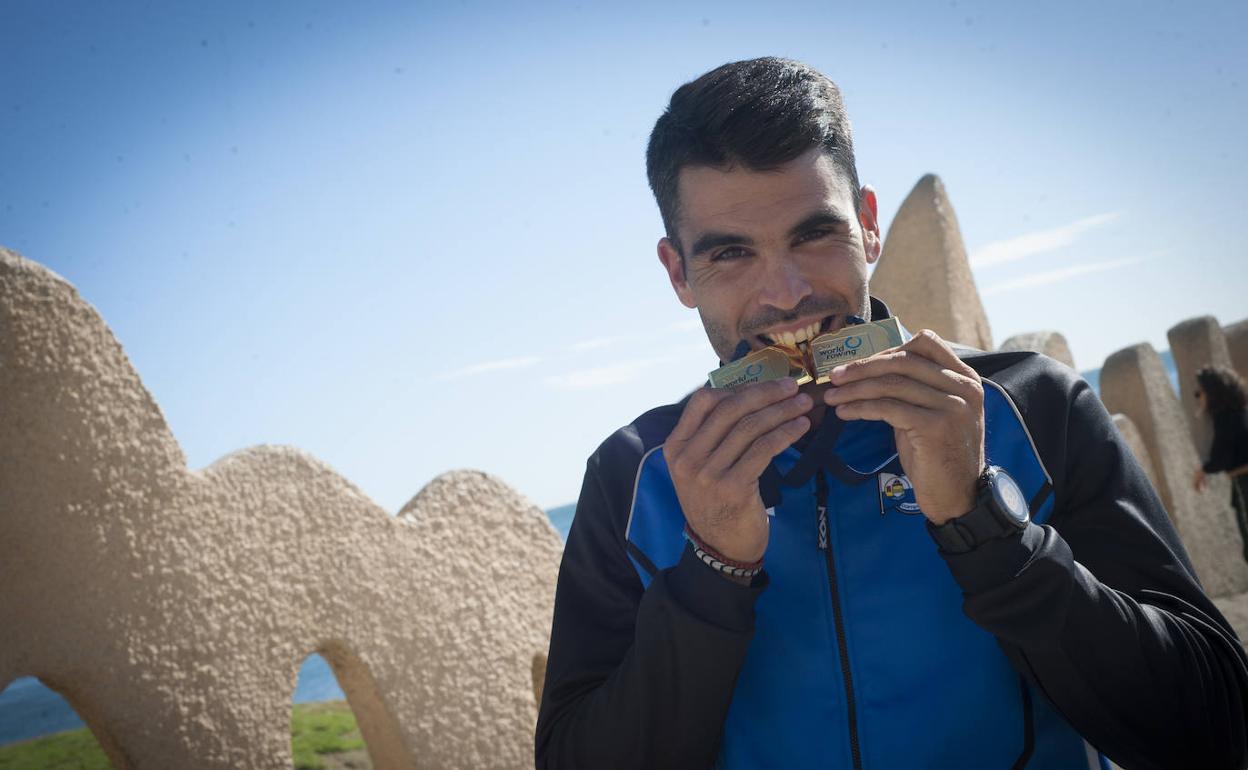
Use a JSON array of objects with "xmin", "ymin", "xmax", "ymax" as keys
[
  {"xmin": 569, "ymin": 335, "xmax": 628, "ymax": 352},
  {"xmin": 434, "ymin": 355, "xmax": 542, "ymax": 380},
  {"xmin": 544, "ymin": 356, "xmax": 675, "ymax": 390},
  {"xmin": 545, "ymin": 342, "xmax": 716, "ymax": 390},
  {"xmin": 669, "ymin": 318, "xmax": 704, "ymax": 333},
  {"xmin": 970, "ymin": 212, "xmax": 1121, "ymax": 269},
  {"xmin": 981, "ymin": 257, "xmax": 1141, "ymax": 297}
]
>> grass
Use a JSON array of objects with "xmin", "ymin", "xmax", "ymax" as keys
[
  {"xmin": 289, "ymin": 701, "xmax": 366, "ymax": 769},
  {"xmin": 0, "ymin": 726, "xmax": 113, "ymax": 770},
  {"xmin": 0, "ymin": 700, "xmax": 367, "ymax": 770}
]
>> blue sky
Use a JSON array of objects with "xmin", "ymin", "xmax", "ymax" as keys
[{"xmin": 2, "ymin": 0, "xmax": 1245, "ymax": 510}]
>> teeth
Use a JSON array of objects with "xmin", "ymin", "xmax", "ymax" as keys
[
  {"xmin": 764, "ymin": 321, "xmax": 825, "ymax": 348},
  {"xmin": 792, "ymin": 322, "xmax": 820, "ymax": 345}
]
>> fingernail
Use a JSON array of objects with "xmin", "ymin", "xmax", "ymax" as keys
[
  {"xmin": 795, "ymin": 393, "xmax": 812, "ymax": 408},
  {"xmin": 830, "ymin": 365, "xmax": 846, "ymax": 380}
]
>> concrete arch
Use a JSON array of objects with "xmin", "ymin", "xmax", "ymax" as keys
[
  {"xmin": 1, "ymin": 245, "xmax": 562, "ymax": 769},
  {"xmin": 2, "ymin": 673, "xmax": 132, "ymax": 769},
  {"xmin": 294, "ymin": 642, "xmax": 414, "ymax": 770}
]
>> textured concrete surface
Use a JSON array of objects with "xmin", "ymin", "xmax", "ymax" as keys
[
  {"xmin": 531, "ymin": 653, "xmax": 548, "ymax": 710},
  {"xmin": 1100, "ymin": 343, "xmax": 1248, "ymax": 599},
  {"xmin": 1226, "ymin": 319, "xmax": 1248, "ymax": 384},
  {"xmin": 1167, "ymin": 316, "xmax": 1233, "ymax": 457},
  {"xmin": 998, "ymin": 331, "xmax": 1075, "ymax": 369},
  {"xmin": 870, "ymin": 174, "xmax": 993, "ymax": 350},
  {"xmin": 1111, "ymin": 413, "xmax": 1159, "ymax": 492},
  {"xmin": 0, "ymin": 247, "xmax": 562, "ymax": 769},
  {"xmin": 1214, "ymin": 592, "xmax": 1248, "ymax": 646}
]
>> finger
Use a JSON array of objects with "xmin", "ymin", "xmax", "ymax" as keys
[
  {"xmin": 728, "ymin": 415, "xmax": 812, "ymax": 483},
  {"xmin": 828, "ymin": 347, "xmax": 981, "ymax": 398},
  {"xmin": 832, "ymin": 397, "xmax": 935, "ymax": 430},
  {"xmin": 900, "ymin": 329, "xmax": 979, "ymax": 378},
  {"xmin": 667, "ymin": 387, "xmax": 729, "ymax": 447},
  {"xmin": 823, "ymin": 373, "xmax": 964, "ymax": 412},
  {"xmin": 681, "ymin": 378, "xmax": 800, "ymax": 461},
  {"xmin": 703, "ymin": 392, "xmax": 813, "ymax": 475}
]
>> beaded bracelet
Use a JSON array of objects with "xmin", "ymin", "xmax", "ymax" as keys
[{"xmin": 683, "ymin": 524, "xmax": 764, "ymax": 579}]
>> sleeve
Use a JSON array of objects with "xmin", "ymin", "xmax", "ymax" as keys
[
  {"xmin": 534, "ymin": 448, "xmax": 767, "ymax": 770},
  {"xmin": 937, "ymin": 367, "xmax": 1248, "ymax": 770},
  {"xmin": 1204, "ymin": 412, "xmax": 1236, "ymax": 473}
]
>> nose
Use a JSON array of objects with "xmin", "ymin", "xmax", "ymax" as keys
[{"xmin": 756, "ymin": 255, "xmax": 812, "ymax": 311}]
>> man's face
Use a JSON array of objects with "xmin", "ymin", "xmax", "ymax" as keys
[{"xmin": 658, "ymin": 148, "xmax": 882, "ymax": 365}]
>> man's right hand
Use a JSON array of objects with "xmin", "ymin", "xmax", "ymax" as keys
[{"xmin": 663, "ymin": 378, "xmax": 813, "ymax": 564}]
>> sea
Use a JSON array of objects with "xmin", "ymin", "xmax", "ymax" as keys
[{"xmin": 0, "ymin": 353, "xmax": 1180, "ymax": 747}]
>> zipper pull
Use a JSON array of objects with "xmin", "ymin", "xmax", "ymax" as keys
[{"xmin": 815, "ymin": 471, "xmax": 829, "ymax": 551}]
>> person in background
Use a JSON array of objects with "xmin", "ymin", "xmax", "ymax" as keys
[{"xmin": 1193, "ymin": 364, "xmax": 1248, "ymax": 563}]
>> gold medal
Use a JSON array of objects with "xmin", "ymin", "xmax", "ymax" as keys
[
  {"xmin": 708, "ymin": 316, "xmax": 905, "ymax": 389},
  {"xmin": 708, "ymin": 347, "xmax": 811, "ymax": 389},
  {"xmin": 811, "ymin": 317, "xmax": 904, "ymax": 383}
]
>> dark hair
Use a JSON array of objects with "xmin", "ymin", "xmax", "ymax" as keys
[
  {"xmin": 645, "ymin": 57, "xmax": 861, "ymax": 255},
  {"xmin": 1196, "ymin": 365, "xmax": 1247, "ymax": 415}
]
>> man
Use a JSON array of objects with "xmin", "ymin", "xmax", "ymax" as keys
[{"xmin": 535, "ymin": 57, "xmax": 1248, "ymax": 769}]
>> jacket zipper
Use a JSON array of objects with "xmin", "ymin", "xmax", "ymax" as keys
[{"xmin": 816, "ymin": 471, "xmax": 864, "ymax": 770}]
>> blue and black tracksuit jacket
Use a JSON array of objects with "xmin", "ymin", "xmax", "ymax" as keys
[{"xmin": 535, "ymin": 321, "xmax": 1248, "ymax": 769}]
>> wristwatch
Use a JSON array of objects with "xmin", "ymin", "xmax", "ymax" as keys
[{"xmin": 926, "ymin": 465, "xmax": 1030, "ymax": 554}]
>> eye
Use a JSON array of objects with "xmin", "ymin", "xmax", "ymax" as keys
[
  {"xmin": 710, "ymin": 246, "xmax": 751, "ymax": 262},
  {"xmin": 794, "ymin": 228, "xmax": 833, "ymax": 245}
]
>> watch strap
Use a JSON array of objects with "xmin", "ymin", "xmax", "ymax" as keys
[
  {"xmin": 927, "ymin": 467, "xmax": 1027, "ymax": 554},
  {"xmin": 926, "ymin": 501, "xmax": 999, "ymax": 553}
]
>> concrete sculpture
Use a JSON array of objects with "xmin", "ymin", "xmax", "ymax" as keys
[
  {"xmin": 0, "ymin": 247, "xmax": 562, "ymax": 769},
  {"xmin": 1099, "ymin": 343, "xmax": 1248, "ymax": 601},
  {"xmin": 1168, "ymin": 316, "xmax": 1235, "ymax": 455},
  {"xmin": 1111, "ymin": 413, "xmax": 1159, "ymax": 491},
  {"xmin": 994, "ymin": 333, "xmax": 1166, "ymax": 498},
  {"xmin": 869, "ymin": 174, "xmax": 993, "ymax": 351},
  {"xmin": 998, "ymin": 332, "xmax": 1076, "ymax": 370},
  {"xmin": 1225, "ymin": 319, "xmax": 1248, "ymax": 383}
]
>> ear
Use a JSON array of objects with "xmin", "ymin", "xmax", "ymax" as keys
[
  {"xmin": 658, "ymin": 238, "xmax": 697, "ymax": 309},
  {"xmin": 858, "ymin": 185, "xmax": 882, "ymax": 265}
]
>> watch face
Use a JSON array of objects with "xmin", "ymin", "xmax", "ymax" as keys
[{"xmin": 992, "ymin": 469, "xmax": 1030, "ymax": 525}]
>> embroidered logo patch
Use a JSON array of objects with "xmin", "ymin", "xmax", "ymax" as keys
[{"xmin": 878, "ymin": 471, "xmax": 922, "ymax": 516}]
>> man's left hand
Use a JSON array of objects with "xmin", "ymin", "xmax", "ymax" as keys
[{"xmin": 823, "ymin": 329, "xmax": 985, "ymax": 525}]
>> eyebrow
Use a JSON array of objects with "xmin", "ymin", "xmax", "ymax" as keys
[
  {"xmin": 689, "ymin": 231, "xmax": 754, "ymax": 259},
  {"xmin": 787, "ymin": 209, "xmax": 852, "ymax": 237},
  {"xmin": 686, "ymin": 208, "xmax": 853, "ymax": 260}
]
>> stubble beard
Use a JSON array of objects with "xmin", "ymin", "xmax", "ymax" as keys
[{"xmin": 701, "ymin": 291, "xmax": 869, "ymax": 364}]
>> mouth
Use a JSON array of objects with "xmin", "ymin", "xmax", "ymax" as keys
[{"xmin": 756, "ymin": 314, "xmax": 839, "ymax": 350}]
